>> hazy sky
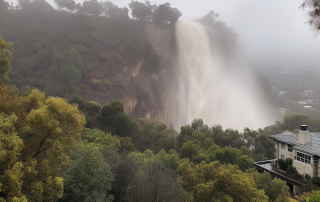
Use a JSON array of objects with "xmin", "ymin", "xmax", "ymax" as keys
[{"xmin": 11, "ymin": 0, "xmax": 320, "ymax": 68}]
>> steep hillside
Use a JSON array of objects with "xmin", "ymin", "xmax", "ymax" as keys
[{"xmin": 0, "ymin": 9, "xmax": 175, "ymax": 124}]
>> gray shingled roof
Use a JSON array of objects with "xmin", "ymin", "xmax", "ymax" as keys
[{"xmin": 270, "ymin": 131, "xmax": 320, "ymax": 157}]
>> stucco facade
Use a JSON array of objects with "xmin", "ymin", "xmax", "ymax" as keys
[{"xmin": 275, "ymin": 141, "xmax": 315, "ymax": 177}]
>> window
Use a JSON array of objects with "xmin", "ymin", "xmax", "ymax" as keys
[
  {"xmin": 294, "ymin": 152, "xmax": 311, "ymax": 164},
  {"xmin": 281, "ymin": 154, "xmax": 285, "ymax": 160},
  {"xmin": 281, "ymin": 143, "xmax": 285, "ymax": 150},
  {"xmin": 288, "ymin": 145, "xmax": 293, "ymax": 152}
]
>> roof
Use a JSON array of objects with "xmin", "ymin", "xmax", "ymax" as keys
[{"xmin": 270, "ymin": 131, "xmax": 320, "ymax": 157}]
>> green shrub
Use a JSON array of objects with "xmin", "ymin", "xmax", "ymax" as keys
[
  {"xmin": 278, "ymin": 159, "xmax": 287, "ymax": 170},
  {"xmin": 286, "ymin": 164, "xmax": 295, "ymax": 175},
  {"xmin": 312, "ymin": 177, "xmax": 320, "ymax": 187},
  {"xmin": 306, "ymin": 174, "xmax": 312, "ymax": 180},
  {"xmin": 86, "ymin": 101, "xmax": 101, "ymax": 116},
  {"xmin": 285, "ymin": 158, "xmax": 292, "ymax": 165}
]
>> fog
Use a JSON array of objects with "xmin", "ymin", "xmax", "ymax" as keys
[
  {"xmin": 13, "ymin": 0, "xmax": 318, "ymax": 67},
  {"xmin": 172, "ymin": 21, "xmax": 277, "ymax": 130}
]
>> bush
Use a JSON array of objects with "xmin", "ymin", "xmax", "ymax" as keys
[
  {"xmin": 86, "ymin": 101, "xmax": 101, "ymax": 116},
  {"xmin": 286, "ymin": 164, "xmax": 296, "ymax": 175},
  {"xmin": 278, "ymin": 159, "xmax": 287, "ymax": 170},
  {"xmin": 312, "ymin": 177, "xmax": 320, "ymax": 187},
  {"xmin": 306, "ymin": 174, "xmax": 311, "ymax": 181},
  {"xmin": 285, "ymin": 158, "xmax": 292, "ymax": 165}
]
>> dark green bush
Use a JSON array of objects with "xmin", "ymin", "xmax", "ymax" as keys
[
  {"xmin": 286, "ymin": 164, "xmax": 296, "ymax": 175},
  {"xmin": 278, "ymin": 159, "xmax": 287, "ymax": 170},
  {"xmin": 312, "ymin": 177, "xmax": 320, "ymax": 187},
  {"xmin": 285, "ymin": 158, "xmax": 292, "ymax": 165}
]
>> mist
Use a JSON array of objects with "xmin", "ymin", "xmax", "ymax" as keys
[{"xmin": 171, "ymin": 21, "xmax": 277, "ymax": 130}]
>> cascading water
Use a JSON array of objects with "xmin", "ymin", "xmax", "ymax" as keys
[{"xmin": 171, "ymin": 21, "xmax": 276, "ymax": 130}]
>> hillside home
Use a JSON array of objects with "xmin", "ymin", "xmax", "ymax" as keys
[{"xmin": 270, "ymin": 125, "xmax": 320, "ymax": 177}]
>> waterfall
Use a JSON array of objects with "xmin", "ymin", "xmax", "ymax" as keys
[{"xmin": 171, "ymin": 21, "xmax": 276, "ymax": 131}]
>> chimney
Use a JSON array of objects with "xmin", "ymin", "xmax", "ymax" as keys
[{"xmin": 298, "ymin": 125, "xmax": 309, "ymax": 144}]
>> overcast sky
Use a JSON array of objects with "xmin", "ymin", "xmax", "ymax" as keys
[{"xmin": 11, "ymin": 0, "xmax": 320, "ymax": 68}]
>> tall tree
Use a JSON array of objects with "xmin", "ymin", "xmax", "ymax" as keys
[
  {"xmin": 101, "ymin": 1, "xmax": 128, "ymax": 19},
  {"xmin": 129, "ymin": 1, "xmax": 152, "ymax": 21},
  {"xmin": 301, "ymin": 0, "xmax": 320, "ymax": 36},
  {"xmin": 0, "ymin": 37, "xmax": 13, "ymax": 85},
  {"xmin": 177, "ymin": 161, "xmax": 268, "ymax": 202},
  {"xmin": 0, "ymin": 87, "xmax": 86, "ymax": 201},
  {"xmin": 250, "ymin": 171, "xmax": 290, "ymax": 201},
  {"xmin": 81, "ymin": 0, "xmax": 103, "ymax": 16},
  {"xmin": 126, "ymin": 160, "xmax": 184, "ymax": 202},
  {"xmin": 60, "ymin": 143, "xmax": 114, "ymax": 202},
  {"xmin": 152, "ymin": 3, "xmax": 182, "ymax": 24},
  {"xmin": 44, "ymin": 48, "xmax": 82, "ymax": 98},
  {"xmin": 54, "ymin": 0, "xmax": 76, "ymax": 11}
]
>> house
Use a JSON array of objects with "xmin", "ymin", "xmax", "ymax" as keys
[{"xmin": 270, "ymin": 125, "xmax": 320, "ymax": 177}]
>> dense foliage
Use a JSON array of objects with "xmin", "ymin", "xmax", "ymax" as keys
[
  {"xmin": 0, "ymin": 1, "xmax": 313, "ymax": 201},
  {"xmin": 0, "ymin": 86, "xmax": 85, "ymax": 201},
  {"xmin": 0, "ymin": 37, "xmax": 13, "ymax": 85},
  {"xmin": 0, "ymin": 85, "xmax": 297, "ymax": 201}
]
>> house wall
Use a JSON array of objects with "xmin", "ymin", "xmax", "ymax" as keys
[
  {"xmin": 292, "ymin": 154, "xmax": 313, "ymax": 177},
  {"xmin": 277, "ymin": 142, "xmax": 293, "ymax": 159},
  {"xmin": 315, "ymin": 157, "xmax": 320, "ymax": 177},
  {"xmin": 276, "ymin": 142, "xmax": 315, "ymax": 177}
]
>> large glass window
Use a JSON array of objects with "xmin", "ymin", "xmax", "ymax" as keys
[
  {"xmin": 281, "ymin": 143, "xmax": 285, "ymax": 150},
  {"xmin": 288, "ymin": 145, "xmax": 293, "ymax": 152},
  {"xmin": 294, "ymin": 152, "xmax": 311, "ymax": 164},
  {"xmin": 281, "ymin": 154, "xmax": 285, "ymax": 160}
]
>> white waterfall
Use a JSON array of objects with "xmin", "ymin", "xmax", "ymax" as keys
[{"xmin": 171, "ymin": 21, "xmax": 276, "ymax": 131}]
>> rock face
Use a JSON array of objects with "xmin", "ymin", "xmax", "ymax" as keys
[{"xmin": 77, "ymin": 23, "xmax": 176, "ymax": 126}]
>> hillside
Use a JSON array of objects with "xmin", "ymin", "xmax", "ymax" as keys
[{"xmin": 0, "ymin": 9, "xmax": 175, "ymax": 124}]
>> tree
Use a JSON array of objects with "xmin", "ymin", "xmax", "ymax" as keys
[
  {"xmin": 0, "ymin": 36, "xmax": 13, "ymax": 85},
  {"xmin": 44, "ymin": 48, "xmax": 82, "ymax": 98},
  {"xmin": 153, "ymin": 3, "xmax": 182, "ymax": 24},
  {"xmin": 133, "ymin": 118, "xmax": 176, "ymax": 153},
  {"xmin": 215, "ymin": 146, "xmax": 254, "ymax": 171},
  {"xmin": 307, "ymin": 190, "xmax": 320, "ymax": 202},
  {"xmin": 179, "ymin": 141, "xmax": 199, "ymax": 160},
  {"xmin": 129, "ymin": 1, "xmax": 152, "ymax": 21},
  {"xmin": 0, "ymin": 88, "xmax": 86, "ymax": 201},
  {"xmin": 60, "ymin": 143, "xmax": 114, "ymax": 202},
  {"xmin": 54, "ymin": 0, "xmax": 76, "ymax": 11},
  {"xmin": 168, "ymin": 7, "xmax": 182, "ymax": 24},
  {"xmin": 196, "ymin": 10, "xmax": 219, "ymax": 27},
  {"xmin": 100, "ymin": 100, "xmax": 136, "ymax": 137},
  {"xmin": 81, "ymin": 0, "xmax": 103, "ymax": 16},
  {"xmin": 250, "ymin": 171, "xmax": 290, "ymax": 201},
  {"xmin": 301, "ymin": 0, "xmax": 320, "ymax": 36},
  {"xmin": 86, "ymin": 101, "xmax": 101, "ymax": 116},
  {"xmin": 101, "ymin": 1, "xmax": 129, "ymax": 19},
  {"xmin": 177, "ymin": 161, "xmax": 268, "ymax": 202},
  {"xmin": 126, "ymin": 160, "xmax": 184, "ymax": 202}
]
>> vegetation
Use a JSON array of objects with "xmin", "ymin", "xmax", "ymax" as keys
[
  {"xmin": 277, "ymin": 158, "xmax": 297, "ymax": 175},
  {"xmin": 301, "ymin": 0, "xmax": 320, "ymax": 36},
  {"xmin": 0, "ymin": 37, "xmax": 13, "ymax": 85},
  {"xmin": 0, "ymin": 0, "xmax": 317, "ymax": 201},
  {"xmin": 0, "ymin": 86, "xmax": 85, "ymax": 201},
  {"xmin": 0, "ymin": 85, "xmax": 296, "ymax": 201}
]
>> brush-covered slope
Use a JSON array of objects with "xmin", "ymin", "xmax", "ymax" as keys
[{"xmin": 0, "ymin": 9, "xmax": 175, "ymax": 124}]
